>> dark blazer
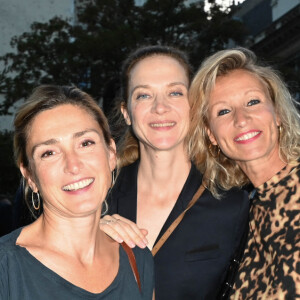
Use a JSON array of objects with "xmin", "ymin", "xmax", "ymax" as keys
[{"xmin": 107, "ymin": 161, "xmax": 249, "ymax": 300}]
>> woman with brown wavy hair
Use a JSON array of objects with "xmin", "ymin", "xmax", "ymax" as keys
[{"xmin": 101, "ymin": 45, "xmax": 249, "ymax": 300}]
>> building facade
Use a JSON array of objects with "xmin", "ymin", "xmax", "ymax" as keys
[{"xmin": 234, "ymin": 0, "xmax": 300, "ymax": 99}]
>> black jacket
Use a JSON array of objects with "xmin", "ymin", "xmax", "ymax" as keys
[{"xmin": 107, "ymin": 161, "xmax": 249, "ymax": 300}]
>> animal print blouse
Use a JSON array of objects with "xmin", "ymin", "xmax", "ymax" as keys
[{"xmin": 231, "ymin": 161, "xmax": 300, "ymax": 300}]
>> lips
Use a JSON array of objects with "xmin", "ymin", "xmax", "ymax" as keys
[
  {"xmin": 234, "ymin": 131, "xmax": 261, "ymax": 142},
  {"xmin": 150, "ymin": 122, "xmax": 175, "ymax": 128},
  {"xmin": 62, "ymin": 178, "xmax": 94, "ymax": 191}
]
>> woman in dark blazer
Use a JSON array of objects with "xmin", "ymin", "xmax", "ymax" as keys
[
  {"xmin": 108, "ymin": 161, "xmax": 248, "ymax": 299},
  {"xmin": 102, "ymin": 45, "xmax": 249, "ymax": 300}
]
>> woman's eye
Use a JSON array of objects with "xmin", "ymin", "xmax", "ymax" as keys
[
  {"xmin": 218, "ymin": 109, "xmax": 230, "ymax": 116},
  {"xmin": 41, "ymin": 150, "xmax": 55, "ymax": 158},
  {"xmin": 136, "ymin": 94, "xmax": 150, "ymax": 100},
  {"xmin": 170, "ymin": 91, "xmax": 183, "ymax": 97},
  {"xmin": 248, "ymin": 99, "xmax": 260, "ymax": 106},
  {"xmin": 81, "ymin": 140, "xmax": 95, "ymax": 147}
]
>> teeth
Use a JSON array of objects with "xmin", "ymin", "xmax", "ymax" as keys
[
  {"xmin": 62, "ymin": 179, "xmax": 94, "ymax": 191},
  {"xmin": 150, "ymin": 122, "xmax": 175, "ymax": 128},
  {"xmin": 236, "ymin": 131, "xmax": 260, "ymax": 141}
]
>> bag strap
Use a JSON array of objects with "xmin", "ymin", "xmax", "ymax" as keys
[
  {"xmin": 152, "ymin": 183, "xmax": 206, "ymax": 256},
  {"xmin": 121, "ymin": 242, "xmax": 142, "ymax": 292},
  {"xmin": 217, "ymin": 189, "xmax": 255, "ymax": 299}
]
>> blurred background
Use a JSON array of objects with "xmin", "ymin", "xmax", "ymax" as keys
[{"xmin": 0, "ymin": 0, "xmax": 299, "ymax": 236}]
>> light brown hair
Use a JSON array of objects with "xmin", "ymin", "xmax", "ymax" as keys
[
  {"xmin": 14, "ymin": 85, "xmax": 113, "ymax": 216},
  {"xmin": 110, "ymin": 45, "xmax": 193, "ymax": 169}
]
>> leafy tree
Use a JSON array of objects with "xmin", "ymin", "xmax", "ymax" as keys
[{"xmin": 0, "ymin": 0, "xmax": 246, "ymax": 115}]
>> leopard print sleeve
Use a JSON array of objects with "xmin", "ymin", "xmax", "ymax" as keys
[{"xmin": 230, "ymin": 162, "xmax": 300, "ymax": 300}]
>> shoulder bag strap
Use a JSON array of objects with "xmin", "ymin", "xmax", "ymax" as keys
[
  {"xmin": 121, "ymin": 242, "xmax": 142, "ymax": 292},
  {"xmin": 152, "ymin": 183, "xmax": 206, "ymax": 256}
]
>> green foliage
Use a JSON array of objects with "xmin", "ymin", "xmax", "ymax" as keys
[
  {"xmin": 0, "ymin": 0, "xmax": 246, "ymax": 115},
  {"xmin": 0, "ymin": 131, "xmax": 20, "ymax": 197}
]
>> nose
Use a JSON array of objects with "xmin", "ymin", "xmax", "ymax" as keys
[
  {"xmin": 151, "ymin": 94, "xmax": 171, "ymax": 115},
  {"xmin": 233, "ymin": 107, "xmax": 250, "ymax": 128},
  {"xmin": 63, "ymin": 151, "xmax": 83, "ymax": 175}
]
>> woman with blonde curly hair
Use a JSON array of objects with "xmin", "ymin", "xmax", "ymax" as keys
[{"xmin": 189, "ymin": 47, "xmax": 300, "ymax": 299}]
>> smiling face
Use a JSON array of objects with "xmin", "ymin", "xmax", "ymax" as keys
[
  {"xmin": 21, "ymin": 104, "xmax": 116, "ymax": 217},
  {"xmin": 122, "ymin": 55, "xmax": 190, "ymax": 152},
  {"xmin": 207, "ymin": 69, "xmax": 281, "ymax": 169}
]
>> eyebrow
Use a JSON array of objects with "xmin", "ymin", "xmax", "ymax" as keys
[
  {"xmin": 130, "ymin": 82, "xmax": 188, "ymax": 96},
  {"xmin": 31, "ymin": 129, "xmax": 101, "ymax": 157}
]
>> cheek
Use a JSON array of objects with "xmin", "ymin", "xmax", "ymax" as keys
[
  {"xmin": 131, "ymin": 106, "xmax": 147, "ymax": 127},
  {"xmin": 32, "ymin": 160, "xmax": 63, "ymax": 192}
]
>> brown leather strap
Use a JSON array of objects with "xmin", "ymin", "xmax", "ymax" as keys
[
  {"xmin": 121, "ymin": 242, "xmax": 142, "ymax": 292},
  {"xmin": 152, "ymin": 183, "xmax": 206, "ymax": 256}
]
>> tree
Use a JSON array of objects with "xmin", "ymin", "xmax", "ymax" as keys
[{"xmin": 0, "ymin": 0, "xmax": 246, "ymax": 115}]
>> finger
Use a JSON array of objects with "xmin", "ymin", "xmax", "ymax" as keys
[
  {"xmin": 112, "ymin": 215, "xmax": 148, "ymax": 246},
  {"xmin": 100, "ymin": 215, "xmax": 148, "ymax": 248},
  {"xmin": 100, "ymin": 216, "xmax": 124, "ymax": 243}
]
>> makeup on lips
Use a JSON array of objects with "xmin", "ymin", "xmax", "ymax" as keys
[
  {"xmin": 62, "ymin": 178, "xmax": 94, "ymax": 194},
  {"xmin": 234, "ymin": 130, "xmax": 262, "ymax": 144},
  {"xmin": 149, "ymin": 121, "xmax": 176, "ymax": 130}
]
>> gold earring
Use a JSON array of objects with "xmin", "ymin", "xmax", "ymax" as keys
[
  {"xmin": 111, "ymin": 170, "xmax": 116, "ymax": 187},
  {"xmin": 278, "ymin": 125, "xmax": 283, "ymax": 141},
  {"xmin": 31, "ymin": 191, "xmax": 41, "ymax": 210}
]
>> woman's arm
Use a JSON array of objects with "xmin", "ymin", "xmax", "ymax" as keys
[{"xmin": 100, "ymin": 214, "xmax": 148, "ymax": 248}]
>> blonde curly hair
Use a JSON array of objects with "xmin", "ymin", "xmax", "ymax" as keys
[{"xmin": 188, "ymin": 47, "xmax": 300, "ymax": 197}]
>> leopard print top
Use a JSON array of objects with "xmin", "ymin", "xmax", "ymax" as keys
[{"xmin": 230, "ymin": 161, "xmax": 300, "ymax": 300}]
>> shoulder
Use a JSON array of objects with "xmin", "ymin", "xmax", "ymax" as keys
[
  {"xmin": 132, "ymin": 247, "xmax": 153, "ymax": 271},
  {"xmin": 126, "ymin": 246, "xmax": 154, "ymax": 278},
  {"xmin": 0, "ymin": 229, "xmax": 22, "ymax": 280},
  {"xmin": 219, "ymin": 187, "xmax": 249, "ymax": 213},
  {"xmin": 0, "ymin": 228, "xmax": 22, "ymax": 250},
  {"xmin": 289, "ymin": 160, "xmax": 300, "ymax": 182},
  {"xmin": 120, "ymin": 244, "xmax": 154, "ymax": 296},
  {"xmin": 203, "ymin": 187, "xmax": 249, "ymax": 238},
  {"xmin": 131, "ymin": 246, "xmax": 153, "ymax": 266},
  {"xmin": 131, "ymin": 246, "xmax": 154, "ymax": 295},
  {"xmin": 200, "ymin": 185, "xmax": 249, "ymax": 213}
]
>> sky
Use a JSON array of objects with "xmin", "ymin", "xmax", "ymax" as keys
[{"xmin": 204, "ymin": 0, "xmax": 246, "ymax": 11}]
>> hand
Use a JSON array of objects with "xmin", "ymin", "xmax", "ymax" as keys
[{"xmin": 100, "ymin": 214, "xmax": 148, "ymax": 248}]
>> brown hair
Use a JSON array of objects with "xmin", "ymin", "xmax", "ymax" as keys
[
  {"xmin": 110, "ymin": 45, "xmax": 193, "ymax": 169},
  {"xmin": 14, "ymin": 85, "xmax": 113, "ymax": 216}
]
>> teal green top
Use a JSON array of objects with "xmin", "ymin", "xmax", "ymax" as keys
[{"xmin": 0, "ymin": 228, "xmax": 154, "ymax": 300}]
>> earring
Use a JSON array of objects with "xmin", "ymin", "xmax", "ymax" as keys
[
  {"xmin": 208, "ymin": 143, "xmax": 220, "ymax": 158},
  {"xmin": 278, "ymin": 125, "xmax": 283, "ymax": 141},
  {"xmin": 31, "ymin": 191, "xmax": 41, "ymax": 210},
  {"xmin": 111, "ymin": 170, "xmax": 116, "ymax": 187},
  {"xmin": 101, "ymin": 200, "xmax": 108, "ymax": 216}
]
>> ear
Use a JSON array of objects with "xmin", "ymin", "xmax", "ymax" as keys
[
  {"xmin": 108, "ymin": 139, "xmax": 117, "ymax": 172},
  {"xmin": 121, "ymin": 102, "xmax": 131, "ymax": 126},
  {"xmin": 206, "ymin": 127, "xmax": 218, "ymax": 146},
  {"xmin": 20, "ymin": 163, "xmax": 38, "ymax": 192}
]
